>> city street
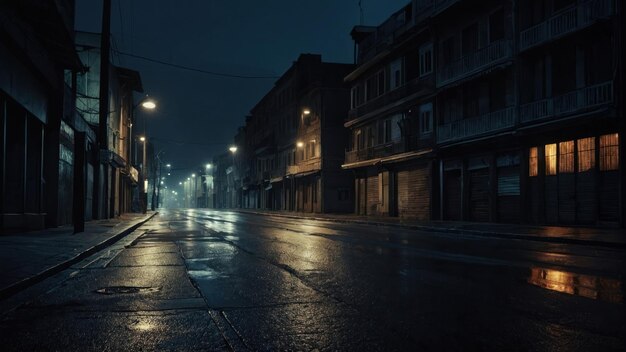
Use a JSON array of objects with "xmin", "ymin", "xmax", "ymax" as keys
[{"xmin": 1, "ymin": 209, "xmax": 625, "ymax": 351}]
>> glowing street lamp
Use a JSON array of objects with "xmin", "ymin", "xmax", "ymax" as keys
[
  {"xmin": 302, "ymin": 108, "xmax": 311, "ymax": 115},
  {"xmin": 229, "ymin": 146, "xmax": 237, "ymax": 153},
  {"xmin": 206, "ymin": 163, "xmax": 212, "ymax": 169},
  {"xmin": 141, "ymin": 99, "xmax": 156, "ymax": 110},
  {"xmin": 296, "ymin": 141, "xmax": 304, "ymax": 148}
]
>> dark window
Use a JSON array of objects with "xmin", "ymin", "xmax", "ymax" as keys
[
  {"xmin": 489, "ymin": 9, "xmax": 505, "ymax": 42},
  {"xmin": 442, "ymin": 37, "xmax": 455, "ymax": 65},
  {"xmin": 462, "ymin": 23, "xmax": 479, "ymax": 55}
]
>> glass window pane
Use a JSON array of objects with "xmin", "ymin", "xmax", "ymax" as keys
[
  {"xmin": 559, "ymin": 140, "xmax": 574, "ymax": 173},
  {"xmin": 529, "ymin": 147, "xmax": 538, "ymax": 176},
  {"xmin": 577, "ymin": 137, "xmax": 595, "ymax": 172},
  {"xmin": 545, "ymin": 144, "xmax": 557, "ymax": 175},
  {"xmin": 600, "ymin": 133, "xmax": 619, "ymax": 171}
]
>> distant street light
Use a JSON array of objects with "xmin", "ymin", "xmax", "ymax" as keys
[
  {"xmin": 296, "ymin": 141, "xmax": 304, "ymax": 148},
  {"xmin": 302, "ymin": 108, "xmax": 311, "ymax": 115},
  {"xmin": 229, "ymin": 146, "xmax": 237, "ymax": 153},
  {"xmin": 166, "ymin": 164, "xmax": 171, "ymax": 168},
  {"xmin": 206, "ymin": 163, "xmax": 212, "ymax": 169}
]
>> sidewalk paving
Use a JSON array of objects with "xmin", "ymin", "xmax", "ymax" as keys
[
  {"xmin": 235, "ymin": 209, "xmax": 626, "ymax": 248},
  {"xmin": 0, "ymin": 212, "xmax": 157, "ymax": 299}
]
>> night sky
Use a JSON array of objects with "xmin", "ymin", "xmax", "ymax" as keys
[{"xmin": 75, "ymin": 0, "xmax": 408, "ymax": 184}]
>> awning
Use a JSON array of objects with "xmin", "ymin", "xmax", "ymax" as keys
[
  {"xmin": 294, "ymin": 170, "xmax": 319, "ymax": 178},
  {"xmin": 341, "ymin": 149, "xmax": 433, "ymax": 169},
  {"xmin": 270, "ymin": 176, "xmax": 283, "ymax": 183}
]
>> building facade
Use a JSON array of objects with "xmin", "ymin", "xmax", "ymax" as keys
[
  {"xmin": 344, "ymin": 3, "xmax": 437, "ymax": 220},
  {"xmin": 0, "ymin": 0, "xmax": 85, "ymax": 231},
  {"xmin": 75, "ymin": 31, "xmax": 143, "ymax": 219},
  {"xmin": 347, "ymin": 0, "xmax": 624, "ymax": 227},
  {"xmin": 238, "ymin": 54, "xmax": 354, "ymax": 213}
]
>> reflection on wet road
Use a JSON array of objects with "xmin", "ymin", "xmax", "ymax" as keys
[{"xmin": 170, "ymin": 208, "xmax": 625, "ymax": 350}]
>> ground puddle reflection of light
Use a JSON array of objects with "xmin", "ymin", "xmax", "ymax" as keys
[
  {"xmin": 528, "ymin": 267, "xmax": 623, "ymax": 303},
  {"xmin": 188, "ymin": 268, "xmax": 227, "ymax": 280},
  {"xmin": 128, "ymin": 319, "xmax": 157, "ymax": 332}
]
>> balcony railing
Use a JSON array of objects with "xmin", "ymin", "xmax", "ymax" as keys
[
  {"xmin": 348, "ymin": 74, "xmax": 435, "ymax": 122},
  {"xmin": 520, "ymin": 0, "xmax": 613, "ymax": 51},
  {"xmin": 287, "ymin": 159, "xmax": 321, "ymax": 175},
  {"xmin": 437, "ymin": 107, "xmax": 516, "ymax": 144},
  {"xmin": 345, "ymin": 140, "xmax": 405, "ymax": 164},
  {"xmin": 520, "ymin": 81, "xmax": 613, "ymax": 123},
  {"xmin": 437, "ymin": 39, "xmax": 512, "ymax": 87}
]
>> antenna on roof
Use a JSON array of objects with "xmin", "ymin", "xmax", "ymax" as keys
[{"xmin": 358, "ymin": 0, "xmax": 364, "ymax": 25}]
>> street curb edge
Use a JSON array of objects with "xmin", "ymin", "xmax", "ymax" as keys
[{"xmin": 0, "ymin": 212, "xmax": 158, "ymax": 301}]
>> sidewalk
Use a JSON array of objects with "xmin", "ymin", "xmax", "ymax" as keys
[
  {"xmin": 0, "ymin": 212, "xmax": 157, "ymax": 300},
  {"xmin": 235, "ymin": 209, "xmax": 626, "ymax": 249}
]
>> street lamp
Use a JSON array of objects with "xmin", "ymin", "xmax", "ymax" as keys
[
  {"xmin": 296, "ymin": 141, "xmax": 304, "ymax": 148},
  {"xmin": 141, "ymin": 99, "xmax": 156, "ymax": 110},
  {"xmin": 229, "ymin": 146, "xmax": 237, "ymax": 153},
  {"xmin": 206, "ymin": 163, "xmax": 212, "ymax": 169}
]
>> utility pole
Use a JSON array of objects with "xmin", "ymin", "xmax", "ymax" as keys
[{"xmin": 96, "ymin": 0, "xmax": 111, "ymax": 219}]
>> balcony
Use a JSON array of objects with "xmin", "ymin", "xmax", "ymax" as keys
[
  {"xmin": 287, "ymin": 159, "xmax": 321, "ymax": 175},
  {"xmin": 348, "ymin": 75, "xmax": 435, "ymax": 122},
  {"xmin": 519, "ymin": 0, "xmax": 614, "ymax": 51},
  {"xmin": 345, "ymin": 140, "xmax": 405, "ymax": 164},
  {"xmin": 520, "ymin": 81, "xmax": 613, "ymax": 124},
  {"xmin": 437, "ymin": 107, "xmax": 516, "ymax": 144},
  {"xmin": 437, "ymin": 39, "xmax": 512, "ymax": 87}
]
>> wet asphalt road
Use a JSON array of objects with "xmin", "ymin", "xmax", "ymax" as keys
[{"xmin": 1, "ymin": 208, "xmax": 625, "ymax": 351}]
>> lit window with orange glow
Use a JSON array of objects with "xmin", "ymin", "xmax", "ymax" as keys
[
  {"xmin": 529, "ymin": 147, "xmax": 538, "ymax": 177},
  {"xmin": 577, "ymin": 137, "xmax": 595, "ymax": 172},
  {"xmin": 600, "ymin": 133, "xmax": 619, "ymax": 171},
  {"xmin": 559, "ymin": 140, "xmax": 574, "ymax": 173},
  {"xmin": 545, "ymin": 143, "xmax": 557, "ymax": 175}
]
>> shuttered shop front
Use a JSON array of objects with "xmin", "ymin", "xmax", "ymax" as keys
[
  {"xmin": 496, "ymin": 153, "xmax": 520, "ymax": 223},
  {"xmin": 366, "ymin": 174, "xmax": 379, "ymax": 215},
  {"xmin": 397, "ymin": 163, "xmax": 430, "ymax": 220},
  {"xmin": 443, "ymin": 160, "xmax": 462, "ymax": 221},
  {"xmin": 468, "ymin": 157, "xmax": 490, "ymax": 222}
]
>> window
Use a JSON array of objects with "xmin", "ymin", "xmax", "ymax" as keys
[
  {"xmin": 529, "ymin": 147, "xmax": 538, "ymax": 176},
  {"xmin": 559, "ymin": 141, "xmax": 574, "ymax": 173},
  {"xmin": 600, "ymin": 133, "xmax": 619, "ymax": 171},
  {"xmin": 577, "ymin": 137, "xmax": 595, "ymax": 172},
  {"xmin": 385, "ymin": 119, "xmax": 392, "ymax": 142},
  {"xmin": 419, "ymin": 103, "xmax": 433, "ymax": 135},
  {"xmin": 442, "ymin": 37, "xmax": 455, "ymax": 65},
  {"xmin": 377, "ymin": 70, "xmax": 385, "ymax": 96},
  {"xmin": 489, "ymin": 9, "xmax": 505, "ymax": 42},
  {"xmin": 351, "ymin": 85, "xmax": 363, "ymax": 108},
  {"xmin": 390, "ymin": 58, "xmax": 403, "ymax": 89},
  {"xmin": 462, "ymin": 23, "xmax": 479, "ymax": 55},
  {"xmin": 545, "ymin": 143, "xmax": 557, "ymax": 175},
  {"xmin": 419, "ymin": 43, "xmax": 433, "ymax": 76}
]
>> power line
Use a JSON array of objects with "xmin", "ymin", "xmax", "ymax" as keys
[
  {"xmin": 112, "ymin": 49, "xmax": 280, "ymax": 79},
  {"xmin": 151, "ymin": 137, "xmax": 230, "ymax": 147}
]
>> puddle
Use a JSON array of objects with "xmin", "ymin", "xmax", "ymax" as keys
[
  {"xmin": 95, "ymin": 286, "xmax": 161, "ymax": 295},
  {"xmin": 188, "ymin": 268, "xmax": 228, "ymax": 280},
  {"xmin": 528, "ymin": 267, "xmax": 623, "ymax": 304}
]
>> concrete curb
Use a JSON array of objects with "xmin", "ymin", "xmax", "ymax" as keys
[
  {"xmin": 0, "ymin": 212, "xmax": 158, "ymax": 301},
  {"xmin": 235, "ymin": 210, "xmax": 626, "ymax": 249}
]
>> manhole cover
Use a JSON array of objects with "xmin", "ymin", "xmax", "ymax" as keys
[{"xmin": 95, "ymin": 286, "xmax": 160, "ymax": 295}]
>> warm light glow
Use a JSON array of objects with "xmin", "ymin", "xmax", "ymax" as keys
[
  {"xmin": 296, "ymin": 141, "xmax": 304, "ymax": 148},
  {"xmin": 139, "ymin": 136, "xmax": 146, "ymax": 142},
  {"xmin": 302, "ymin": 108, "xmax": 311, "ymax": 115},
  {"xmin": 229, "ymin": 146, "xmax": 237, "ymax": 153},
  {"xmin": 141, "ymin": 100, "xmax": 156, "ymax": 110},
  {"xmin": 143, "ymin": 180, "xmax": 148, "ymax": 192}
]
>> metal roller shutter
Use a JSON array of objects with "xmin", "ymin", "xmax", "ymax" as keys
[
  {"xmin": 469, "ymin": 168, "xmax": 490, "ymax": 222},
  {"xmin": 367, "ymin": 174, "xmax": 379, "ymax": 215},
  {"xmin": 397, "ymin": 164, "xmax": 430, "ymax": 220},
  {"xmin": 443, "ymin": 169, "xmax": 462, "ymax": 220},
  {"xmin": 497, "ymin": 166, "xmax": 520, "ymax": 223}
]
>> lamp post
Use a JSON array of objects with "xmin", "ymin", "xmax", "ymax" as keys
[
  {"xmin": 229, "ymin": 147, "xmax": 237, "ymax": 208},
  {"xmin": 204, "ymin": 163, "xmax": 212, "ymax": 208}
]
